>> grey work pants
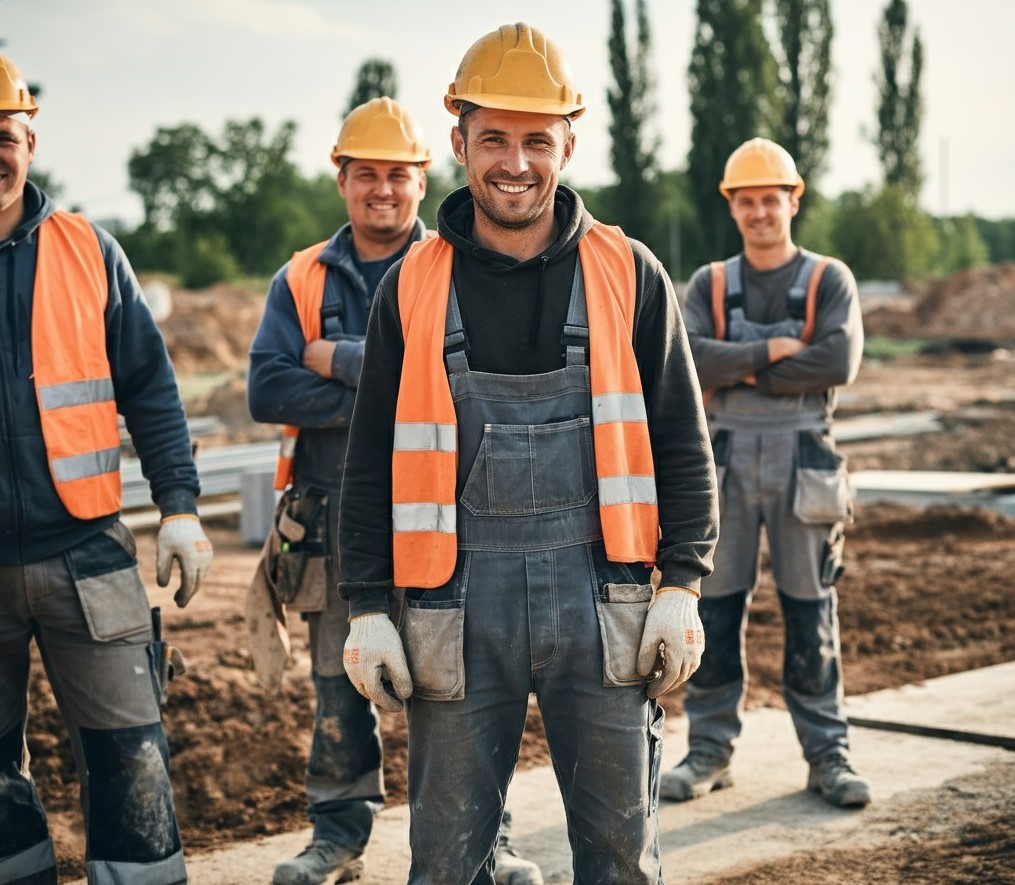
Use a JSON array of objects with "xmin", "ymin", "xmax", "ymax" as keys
[
  {"xmin": 686, "ymin": 426, "xmax": 850, "ymax": 764},
  {"xmin": 0, "ymin": 524, "xmax": 185, "ymax": 885}
]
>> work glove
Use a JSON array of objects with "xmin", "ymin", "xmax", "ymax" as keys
[
  {"xmin": 156, "ymin": 514, "xmax": 214, "ymax": 608},
  {"xmin": 344, "ymin": 613, "xmax": 413, "ymax": 713},
  {"xmin": 636, "ymin": 587, "xmax": 706, "ymax": 698}
]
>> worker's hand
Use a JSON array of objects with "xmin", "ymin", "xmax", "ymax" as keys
[
  {"xmin": 344, "ymin": 614, "xmax": 413, "ymax": 712},
  {"xmin": 767, "ymin": 336, "xmax": 806, "ymax": 363},
  {"xmin": 302, "ymin": 339, "xmax": 338, "ymax": 378},
  {"xmin": 636, "ymin": 587, "xmax": 705, "ymax": 698},
  {"xmin": 156, "ymin": 514, "xmax": 214, "ymax": 608}
]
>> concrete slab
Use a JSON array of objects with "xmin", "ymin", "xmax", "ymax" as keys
[{"xmin": 73, "ymin": 665, "xmax": 1015, "ymax": 884}]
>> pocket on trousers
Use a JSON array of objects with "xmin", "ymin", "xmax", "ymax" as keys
[
  {"xmin": 648, "ymin": 703, "xmax": 665, "ymax": 815},
  {"xmin": 793, "ymin": 431, "xmax": 852, "ymax": 524},
  {"xmin": 280, "ymin": 553, "xmax": 327, "ymax": 613},
  {"xmin": 595, "ymin": 582, "xmax": 653, "ymax": 687},
  {"xmin": 400, "ymin": 597, "xmax": 466, "ymax": 701},
  {"xmin": 68, "ymin": 523, "xmax": 151, "ymax": 642}
]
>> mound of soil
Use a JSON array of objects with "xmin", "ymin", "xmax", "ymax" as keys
[{"xmin": 863, "ymin": 263, "xmax": 1015, "ymax": 344}]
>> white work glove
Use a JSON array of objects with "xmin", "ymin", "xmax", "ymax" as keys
[
  {"xmin": 636, "ymin": 587, "xmax": 706, "ymax": 698},
  {"xmin": 344, "ymin": 613, "xmax": 413, "ymax": 713},
  {"xmin": 156, "ymin": 514, "xmax": 214, "ymax": 608}
]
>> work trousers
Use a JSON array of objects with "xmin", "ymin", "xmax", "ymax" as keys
[
  {"xmin": 300, "ymin": 488, "xmax": 382, "ymax": 853},
  {"xmin": 402, "ymin": 280, "xmax": 664, "ymax": 884},
  {"xmin": 686, "ymin": 420, "xmax": 850, "ymax": 764},
  {"xmin": 0, "ymin": 524, "xmax": 185, "ymax": 885}
]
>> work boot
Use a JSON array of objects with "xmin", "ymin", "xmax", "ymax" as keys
[
  {"xmin": 659, "ymin": 752, "xmax": 733, "ymax": 802},
  {"xmin": 272, "ymin": 840, "xmax": 364, "ymax": 885},
  {"xmin": 807, "ymin": 755, "xmax": 872, "ymax": 808},
  {"xmin": 494, "ymin": 811, "xmax": 543, "ymax": 885}
]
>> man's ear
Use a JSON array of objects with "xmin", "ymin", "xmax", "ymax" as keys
[{"xmin": 451, "ymin": 126, "xmax": 467, "ymax": 165}]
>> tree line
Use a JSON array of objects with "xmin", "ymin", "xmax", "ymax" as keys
[{"xmin": 34, "ymin": 0, "xmax": 1008, "ymax": 289}]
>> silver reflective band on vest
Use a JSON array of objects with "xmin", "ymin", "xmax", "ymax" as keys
[
  {"xmin": 598, "ymin": 474, "xmax": 657, "ymax": 506},
  {"xmin": 392, "ymin": 502, "xmax": 456, "ymax": 533},
  {"xmin": 51, "ymin": 446, "xmax": 120, "ymax": 482},
  {"xmin": 38, "ymin": 377, "xmax": 115, "ymax": 410},
  {"xmin": 393, "ymin": 422, "xmax": 457, "ymax": 452},
  {"xmin": 592, "ymin": 392, "xmax": 648, "ymax": 425}
]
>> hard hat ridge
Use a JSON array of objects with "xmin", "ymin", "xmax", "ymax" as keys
[
  {"xmin": 445, "ymin": 23, "xmax": 585, "ymax": 120},
  {"xmin": 0, "ymin": 53, "xmax": 38, "ymax": 118},
  {"xmin": 719, "ymin": 137, "xmax": 804, "ymax": 199},
  {"xmin": 332, "ymin": 96, "xmax": 432, "ymax": 169}
]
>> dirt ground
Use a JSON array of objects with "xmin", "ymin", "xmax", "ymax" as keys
[{"xmin": 26, "ymin": 270, "xmax": 1015, "ymax": 882}]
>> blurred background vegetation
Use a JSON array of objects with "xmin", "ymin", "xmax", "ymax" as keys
[{"xmin": 29, "ymin": 0, "xmax": 1011, "ymax": 290}]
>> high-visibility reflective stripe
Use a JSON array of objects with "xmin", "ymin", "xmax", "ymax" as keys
[
  {"xmin": 392, "ymin": 502, "xmax": 456, "ymax": 534},
  {"xmin": 592, "ymin": 392, "xmax": 647, "ymax": 425},
  {"xmin": 88, "ymin": 849, "xmax": 187, "ymax": 885},
  {"xmin": 394, "ymin": 422, "xmax": 457, "ymax": 452},
  {"xmin": 0, "ymin": 838, "xmax": 56, "ymax": 882},
  {"xmin": 51, "ymin": 447, "xmax": 120, "ymax": 482},
  {"xmin": 38, "ymin": 378, "xmax": 114, "ymax": 411},
  {"xmin": 279, "ymin": 430, "xmax": 297, "ymax": 458},
  {"xmin": 598, "ymin": 474, "xmax": 657, "ymax": 506}
]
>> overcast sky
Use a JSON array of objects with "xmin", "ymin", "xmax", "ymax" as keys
[{"xmin": 3, "ymin": 0, "xmax": 1012, "ymax": 224}]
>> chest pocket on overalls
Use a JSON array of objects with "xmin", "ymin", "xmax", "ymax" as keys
[{"xmin": 460, "ymin": 416, "xmax": 597, "ymax": 516}]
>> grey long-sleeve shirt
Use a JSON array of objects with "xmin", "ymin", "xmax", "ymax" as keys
[{"xmin": 683, "ymin": 250, "xmax": 864, "ymax": 419}]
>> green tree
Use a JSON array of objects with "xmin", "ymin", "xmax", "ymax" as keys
[
  {"xmin": 875, "ymin": 0, "xmax": 923, "ymax": 194},
  {"xmin": 772, "ymin": 0, "xmax": 832, "ymax": 206},
  {"xmin": 829, "ymin": 184, "xmax": 938, "ymax": 280},
  {"xmin": 127, "ymin": 119, "xmax": 342, "ymax": 283},
  {"xmin": 345, "ymin": 58, "xmax": 398, "ymax": 114},
  {"xmin": 935, "ymin": 214, "xmax": 989, "ymax": 274},
  {"xmin": 686, "ymin": 0, "xmax": 779, "ymax": 265},
  {"xmin": 605, "ymin": 0, "xmax": 659, "ymax": 244},
  {"xmin": 127, "ymin": 123, "xmax": 217, "ymax": 231},
  {"xmin": 975, "ymin": 217, "xmax": 1015, "ymax": 263},
  {"xmin": 27, "ymin": 168, "xmax": 62, "ymax": 200}
]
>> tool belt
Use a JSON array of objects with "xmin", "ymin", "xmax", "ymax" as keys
[{"xmin": 271, "ymin": 486, "xmax": 329, "ymax": 612}]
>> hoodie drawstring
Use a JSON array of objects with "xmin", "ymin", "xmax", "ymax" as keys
[{"xmin": 529, "ymin": 255, "xmax": 548, "ymax": 348}]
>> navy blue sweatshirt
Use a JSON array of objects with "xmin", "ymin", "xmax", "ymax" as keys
[{"xmin": 0, "ymin": 183, "xmax": 199, "ymax": 564}]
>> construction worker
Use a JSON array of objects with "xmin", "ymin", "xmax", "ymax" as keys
[
  {"xmin": 659, "ymin": 137, "xmax": 870, "ymax": 808},
  {"xmin": 337, "ymin": 24, "xmax": 718, "ymax": 883},
  {"xmin": 247, "ymin": 96, "xmax": 541, "ymax": 885},
  {"xmin": 0, "ymin": 53, "xmax": 213, "ymax": 884}
]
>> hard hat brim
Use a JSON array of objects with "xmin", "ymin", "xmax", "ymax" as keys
[{"xmin": 444, "ymin": 91, "xmax": 584, "ymax": 120}]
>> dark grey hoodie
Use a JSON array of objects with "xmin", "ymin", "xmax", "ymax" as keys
[{"xmin": 338, "ymin": 185, "xmax": 719, "ymax": 615}]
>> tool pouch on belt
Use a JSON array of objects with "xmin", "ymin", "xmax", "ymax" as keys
[
  {"xmin": 792, "ymin": 430, "xmax": 853, "ymax": 525},
  {"xmin": 272, "ymin": 487, "xmax": 329, "ymax": 613}
]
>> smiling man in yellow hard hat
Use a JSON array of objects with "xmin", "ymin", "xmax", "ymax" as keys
[
  {"xmin": 0, "ymin": 51, "xmax": 213, "ymax": 885},
  {"xmin": 660, "ymin": 137, "xmax": 870, "ymax": 810},
  {"xmin": 337, "ymin": 24, "xmax": 719, "ymax": 883}
]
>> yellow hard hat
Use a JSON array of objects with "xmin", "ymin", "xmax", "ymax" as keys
[
  {"xmin": 0, "ymin": 53, "xmax": 38, "ymax": 118},
  {"xmin": 445, "ymin": 23, "xmax": 585, "ymax": 120},
  {"xmin": 331, "ymin": 97, "xmax": 431, "ymax": 169},
  {"xmin": 719, "ymin": 138, "xmax": 804, "ymax": 199}
]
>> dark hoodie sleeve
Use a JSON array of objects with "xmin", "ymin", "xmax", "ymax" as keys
[
  {"xmin": 337, "ymin": 262, "xmax": 406, "ymax": 616},
  {"xmin": 631, "ymin": 242, "xmax": 719, "ymax": 592},
  {"xmin": 98, "ymin": 226, "xmax": 199, "ymax": 515}
]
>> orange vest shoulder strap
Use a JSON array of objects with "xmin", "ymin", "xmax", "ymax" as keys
[
  {"xmin": 285, "ymin": 241, "xmax": 329, "ymax": 342},
  {"xmin": 800, "ymin": 253, "xmax": 832, "ymax": 343},
  {"xmin": 709, "ymin": 261, "xmax": 727, "ymax": 341}
]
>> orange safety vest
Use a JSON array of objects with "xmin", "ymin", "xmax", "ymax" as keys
[
  {"xmin": 392, "ymin": 223, "xmax": 659, "ymax": 589},
  {"xmin": 272, "ymin": 242, "xmax": 328, "ymax": 490},
  {"xmin": 33, "ymin": 211, "xmax": 121, "ymax": 519},
  {"xmin": 702, "ymin": 250, "xmax": 831, "ymax": 404}
]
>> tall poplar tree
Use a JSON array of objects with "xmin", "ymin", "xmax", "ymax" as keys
[
  {"xmin": 772, "ymin": 0, "xmax": 832, "ymax": 203},
  {"xmin": 875, "ymin": 0, "xmax": 923, "ymax": 194},
  {"xmin": 606, "ymin": 0, "xmax": 659, "ymax": 244},
  {"xmin": 686, "ymin": 0, "xmax": 779, "ymax": 263},
  {"xmin": 345, "ymin": 59, "xmax": 398, "ymax": 114}
]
